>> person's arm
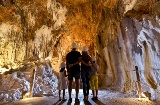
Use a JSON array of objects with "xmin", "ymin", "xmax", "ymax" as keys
[
  {"xmin": 64, "ymin": 70, "xmax": 68, "ymax": 77},
  {"xmin": 69, "ymin": 57, "xmax": 81, "ymax": 67},
  {"xmin": 90, "ymin": 57, "xmax": 97, "ymax": 70},
  {"xmin": 80, "ymin": 57, "xmax": 89, "ymax": 66},
  {"xmin": 66, "ymin": 60, "xmax": 70, "ymax": 72},
  {"xmin": 95, "ymin": 64, "xmax": 99, "ymax": 71},
  {"xmin": 69, "ymin": 52, "xmax": 82, "ymax": 68},
  {"xmin": 75, "ymin": 57, "xmax": 81, "ymax": 65}
]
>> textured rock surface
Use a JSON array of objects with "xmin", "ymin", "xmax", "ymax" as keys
[
  {"xmin": 0, "ymin": 59, "xmax": 58, "ymax": 102},
  {"xmin": 3, "ymin": 89, "xmax": 160, "ymax": 105},
  {"xmin": 0, "ymin": 0, "xmax": 160, "ymax": 101}
]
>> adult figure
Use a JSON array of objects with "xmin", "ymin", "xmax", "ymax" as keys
[
  {"xmin": 81, "ymin": 46, "xmax": 93, "ymax": 101},
  {"xmin": 66, "ymin": 43, "xmax": 81, "ymax": 103}
]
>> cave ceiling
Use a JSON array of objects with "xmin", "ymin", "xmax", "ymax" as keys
[{"xmin": 0, "ymin": 0, "xmax": 160, "ymax": 69}]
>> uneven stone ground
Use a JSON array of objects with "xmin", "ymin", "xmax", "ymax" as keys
[{"xmin": 1, "ymin": 89, "xmax": 160, "ymax": 105}]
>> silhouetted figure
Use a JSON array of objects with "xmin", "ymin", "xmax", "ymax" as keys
[
  {"xmin": 66, "ymin": 43, "xmax": 81, "ymax": 103},
  {"xmin": 90, "ymin": 57, "xmax": 99, "ymax": 100},
  {"xmin": 57, "ymin": 62, "xmax": 67, "ymax": 101},
  {"xmin": 81, "ymin": 46, "xmax": 92, "ymax": 101}
]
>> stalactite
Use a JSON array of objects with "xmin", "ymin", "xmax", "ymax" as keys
[
  {"xmin": 108, "ymin": 51, "xmax": 116, "ymax": 86},
  {"xmin": 0, "ymin": 0, "xmax": 160, "ymax": 96},
  {"xmin": 143, "ymin": 41, "xmax": 158, "ymax": 89}
]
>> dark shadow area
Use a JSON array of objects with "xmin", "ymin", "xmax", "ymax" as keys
[
  {"xmin": 52, "ymin": 100, "xmax": 60, "ymax": 105},
  {"xmin": 92, "ymin": 99, "xmax": 105, "ymax": 105},
  {"xmin": 74, "ymin": 103, "xmax": 80, "ymax": 105},
  {"xmin": 53, "ymin": 100, "xmax": 67, "ymax": 105},
  {"xmin": 66, "ymin": 101, "xmax": 72, "ymax": 105},
  {"xmin": 84, "ymin": 101, "xmax": 92, "ymax": 105},
  {"xmin": 66, "ymin": 100, "xmax": 81, "ymax": 105}
]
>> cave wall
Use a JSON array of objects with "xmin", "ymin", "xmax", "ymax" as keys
[
  {"xmin": 97, "ymin": 13, "xmax": 160, "ymax": 93},
  {"xmin": 92, "ymin": 0, "xmax": 160, "ymax": 93},
  {"xmin": 0, "ymin": 0, "xmax": 102, "ymax": 71},
  {"xmin": 0, "ymin": 0, "xmax": 69, "ymax": 71},
  {"xmin": 0, "ymin": 0, "xmax": 160, "ymax": 94}
]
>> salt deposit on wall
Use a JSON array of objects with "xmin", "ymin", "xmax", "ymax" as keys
[
  {"xmin": 34, "ymin": 25, "xmax": 53, "ymax": 59},
  {"xmin": 99, "ymin": 15, "xmax": 160, "ymax": 98},
  {"xmin": 135, "ymin": 17, "xmax": 160, "ymax": 98},
  {"xmin": 0, "ymin": 0, "xmax": 68, "ymax": 69},
  {"xmin": 123, "ymin": 0, "xmax": 137, "ymax": 14},
  {"xmin": 0, "ymin": 73, "xmax": 30, "ymax": 102},
  {"xmin": 1, "ymin": 1, "xmax": 160, "ymax": 103},
  {"xmin": 0, "ymin": 23, "xmax": 25, "ymax": 66},
  {"xmin": 47, "ymin": 0, "xmax": 67, "ymax": 30},
  {"xmin": 0, "ymin": 59, "xmax": 58, "ymax": 102},
  {"xmin": 33, "ymin": 60, "xmax": 58, "ymax": 96}
]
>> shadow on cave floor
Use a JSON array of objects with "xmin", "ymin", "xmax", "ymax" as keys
[{"xmin": 2, "ymin": 89, "xmax": 160, "ymax": 105}]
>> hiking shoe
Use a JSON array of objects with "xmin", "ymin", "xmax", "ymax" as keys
[
  {"xmin": 62, "ymin": 99, "xmax": 67, "ymax": 101},
  {"xmin": 83, "ymin": 96, "xmax": 88, "ymax": 101},
  {"xmin": 75, "ymin": 98, "xmax": 80, "ymax": 103},
  {"xmin": 92, "ymin": 97, "xmax": 98, "ymax": 100},
  {"xmin": 58, "ymin": 97, "xmax": 61, "ymax": 101},
  {"xmin": 95, "ymin": 97, "xmax": 98, "ymax": 100},
  {"xmin": 91, "ymin": 97, "xmax": 95, "ymax": 100},
  {"xmin": 69, "ymin": 98, "xmax": 72, "ymax": 102}
]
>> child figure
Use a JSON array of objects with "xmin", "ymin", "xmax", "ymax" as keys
[
  {"xmin": 90, "ymin": 57, "xmax": 99, "ymax": 100},
  {"xmin": 57, "ymin": 62, "xmax": 68, "ymax": 101}
]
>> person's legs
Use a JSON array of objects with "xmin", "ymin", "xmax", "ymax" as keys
[
  {"xmin": 95, "ymin": 76, "xmax": 98, "ymax": 99},
  {"xmin": 75, "ymin": 79, "xmax": 79, "ymax": 99},
  {"xmin": 68, "ymin": 73, "xmax": 73, "ymax": 100},
  {"xmin": 82, "ymin": 71, "xmax": 90, "ymax": 101},
  {"xmin": 86, "ymin": 71, "xmax": 90, "ymax": 97},
  {"xmin": 92, "ymin": 90, "xmax": 95, "ymax": 97},
  {"xmin": 68, "ymin": 80, "xmax": 73, "ymax": 99},
  {"xmin": 62, "ymin": 89, "xmax": 65, "ymax": 99},
  {"xmin": 59, "ymin": 90, "xmax": 61, "ymax": 100},
  {"xmin": 96, "ymin": 90, "xmax": 98, "ymax": 98},
  {"xmin": 74, "ymin": 72, "xmax": 80, "ymax": 102},
  {"xmin": 81, "ymin": 72, "xmax": 87, "ymax": 96},
  {"xmin": 90, "ymin": 76, "xmax": 96, "ymax": 100}
]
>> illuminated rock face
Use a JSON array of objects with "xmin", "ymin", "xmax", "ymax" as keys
[
  {"xmin": 0, "ymin": 0, "xmax": 160, "ymax": 99},
  {"xmin": 0, "ymin": 60, "xmax": 58, "ymax": 102},
  {"xmin": 98, "ymin": 16, "xmax": 160, "ymax": 92}
]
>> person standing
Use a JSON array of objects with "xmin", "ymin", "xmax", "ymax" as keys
[
  {"xmin": 66, "ymin": 43, "xmax": 81, "ymax": 103},
  {"xmin": 81, "ymin": 46, "xmax": 92, "ymax": 101},
  {"xmin": 57, "ymin": 62, "xmax": 67, "ymax": 101},
  {"xmin": 90, "ymin": 57, "xmax": 99, "ymax": 100}
]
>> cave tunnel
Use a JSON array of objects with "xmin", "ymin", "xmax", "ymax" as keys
[{"xmin": 0, "ymin": 0, "xmax": 160, "ymax": 105}]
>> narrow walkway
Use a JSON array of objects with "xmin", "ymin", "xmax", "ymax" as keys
[{"xmin": 2, "ymin": 89, "xmax": 160, "ymax": 105}]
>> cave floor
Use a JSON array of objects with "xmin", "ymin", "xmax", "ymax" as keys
[{"xmin": 1, "ymin": 89, "xmax": 160, "ymax": 105}]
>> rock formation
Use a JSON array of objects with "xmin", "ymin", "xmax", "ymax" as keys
[{"xmin": 0, "ymin": 0, "xmax": 160, "ymax": 101}]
